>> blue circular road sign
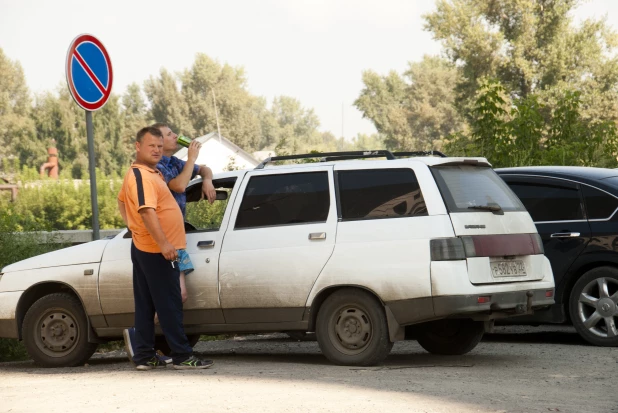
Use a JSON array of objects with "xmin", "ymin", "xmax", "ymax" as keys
[{"xmin": 66, "ymin": 34, "xmax": 113, "ymax": 111}]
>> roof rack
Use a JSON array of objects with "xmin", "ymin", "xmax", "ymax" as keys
[
  {"xmin": 254, "ymin": 149, "xmax": 447, "ymax": 169},
  {"xmin": 393, "ymin": 151, "xmax": 447, "ymax": 158}
]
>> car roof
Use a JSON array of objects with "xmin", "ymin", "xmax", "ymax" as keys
[{"xmin": 495, "ymin": 166, "xmax": 618, "ymax": 188}]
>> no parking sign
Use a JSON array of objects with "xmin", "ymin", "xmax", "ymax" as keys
[
  {"xmin": 66, "ymin": 34, "xmax": 113, "ymax": 111},
  {"xmin": 65, "ymin": 34, "xmax": 113, "ymax": 240}
]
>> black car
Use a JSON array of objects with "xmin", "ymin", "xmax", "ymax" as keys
[{"xmin": 496, "ymin": 166, "xmax": 618, "ymax": 346}]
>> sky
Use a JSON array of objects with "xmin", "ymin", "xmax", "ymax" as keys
[{"xmin": 1, "ymin": 0, "xmax": 618, "ymax": 141}]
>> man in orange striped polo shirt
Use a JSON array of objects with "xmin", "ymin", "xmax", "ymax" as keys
[{"xmin": 117, "ymin": 126, "xmax": 214, "ymax": 370}]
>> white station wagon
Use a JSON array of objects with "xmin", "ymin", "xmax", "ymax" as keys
[{"xmin": 0, "ymin": 151, "xmax": 555, "ymax": 367}]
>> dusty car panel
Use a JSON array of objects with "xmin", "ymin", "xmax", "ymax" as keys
[{"xmin": 2, "ymin": 240, "xmax": 109, "ymax": 273}]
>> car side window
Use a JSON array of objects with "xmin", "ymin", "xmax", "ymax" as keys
[
  {"xmin": 337, "ymin": 168, "xmax": 427, "ymax": 221},
  {"xmin": 507, "ymin": 181, "xmax": 583, "ymax": 222},
  {"xmin": 582, "ymin": 185, "xmax": 618, "ymax": 220},
  {"xmin": 235, "ymin": 172, "xmax": 330, "ymax": 229},
  {"xmin": 185, "ymin": 177, "xmax": 237, "ymax": 232},
  {"xmin": 185, "ymin": 193, "xmax": 230, "ymax": 232}
]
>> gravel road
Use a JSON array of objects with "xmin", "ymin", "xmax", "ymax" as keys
[{"xmin": 1, "ymin": 326, "xmax": 617, "ymax": 413}]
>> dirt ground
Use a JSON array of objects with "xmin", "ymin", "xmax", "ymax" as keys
[{"xmin": 0, "ymin": 326, "xmax": 617, "ymax": 413}]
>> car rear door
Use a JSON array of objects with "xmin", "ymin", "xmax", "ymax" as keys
[
  {"xmin": 500, "ymin": 175, "xmax": 591, "ymax": 287},
  {"xmin": 431, "ymin": 165, "xmax": 546, "ymax": 285}
]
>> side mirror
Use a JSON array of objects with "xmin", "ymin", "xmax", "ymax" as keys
[{"xmin": 216, "ymin": 190, "xmax": 228, "ymax": 201}]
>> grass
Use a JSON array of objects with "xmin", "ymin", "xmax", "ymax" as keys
[{"xmin": 0, "ymin": 339, "xmax": 29, "ymax": 362}]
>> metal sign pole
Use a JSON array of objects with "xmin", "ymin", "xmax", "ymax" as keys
[{"xmin": 86, "ymin": 110, "xmax": 100, "ymax": 240}]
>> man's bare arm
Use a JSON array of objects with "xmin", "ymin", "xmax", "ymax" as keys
[
  {"xmin": 138, "ymin": 208, "xmax": 177, "ymax": 261},
  {"xmin": 168, "ymin": 140, "xmax": 201, "ymax": 193},
  {"xmin": 168, "ymin": 161, "xmax": 196, "ymax": 193},
  {"xmin": 117, "ymin": 200, "xmax": 128, "ymax": 227},
  {"xmin": 199, "ymin": 165, "xmax": 216, "ymax": 203}
]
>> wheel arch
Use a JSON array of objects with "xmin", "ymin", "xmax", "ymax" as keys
[
  {"xmin": 306, "ymin": 284, "xmax": 386, "ymax": 332},
  {"xmin": 16, "ymin": 281, "xmax": 96, "ymax": 342}
]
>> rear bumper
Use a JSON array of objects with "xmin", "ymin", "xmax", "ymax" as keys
[
  {"xmin": 433, "ymin": 288, "xmax": 554, "ymax": 319},
  {"xmin": 386, "ymin": 288, "xmax": 555, "ymax": 327}
]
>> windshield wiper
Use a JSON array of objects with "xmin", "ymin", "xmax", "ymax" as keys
[{"xmin": 468, "ymin": 205, "xmax": 503, "ymax": 214}]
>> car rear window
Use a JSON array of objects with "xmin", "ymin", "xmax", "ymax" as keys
[
  {"xmin": 432, "ymin": 165, "xmax": 526, "ymax": 213},
  {"xmin": 337, "ymin": 168, "xmax": 427, "ymax": 221},
  {"xmin": 582, "ymin": 185, "xmax": 618, "ymax": 220}
]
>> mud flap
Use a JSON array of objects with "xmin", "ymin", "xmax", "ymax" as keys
[{"xmin": 385, "ymin": 305, "xmax": 405, "ymax": 342}]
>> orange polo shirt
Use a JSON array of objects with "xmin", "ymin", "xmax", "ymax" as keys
[{"xmin": 118, "ymin": 162, "xmax": 186, "ymax": 253}]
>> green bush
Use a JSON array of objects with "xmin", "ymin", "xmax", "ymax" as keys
[
  {"xmin": 0, "ymin": 338, "xmax": 29, "ymax": 362},
  {"xmin": 0, "ymin": 167, "xmax": 125, "ymax": 231}
]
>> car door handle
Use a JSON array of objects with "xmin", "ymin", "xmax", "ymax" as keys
[
  {"xmin": 309, "ymin": 232, "xmax": 326, "ymax": 240},
  {"xmin": 550, "ymin": 232, "xmax": 580, "ymax": 238},
  {"xmin": 197, "ymin": 240, "xmax": 215, "ymax": 248}
]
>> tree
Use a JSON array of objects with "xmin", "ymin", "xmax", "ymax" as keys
[
  {"xmin": 31, "ymin": 87, "xmax": 86, "ymax": 177},
  {"xmin": 444, "ymin": 78, "xmax": 511, "ymax": 164},
  {"xmin": 355, "ymin": 56, "xmax": 464, "ymax": 151},
  {"xmin": 0, "ymin": 48, "xmax": 37, "ymax": 171},
  {"xmin": 444, "ymin": 78, "xmax": 618, "ymax": 168},
  {"xmin": 546, "ymin": 90, "xmax": 618, "ymax": 167},
  {"xmin": 144, "ymin": 68, "xmax": 193, "ymax": 136},
  {"xmin": 181, "ymin": 54, "xmax": 263, "ymax": 151},
  {"xmin": 92, "ymin": 93, "xmax": 126, "ymax": 176},
  {"xmin": 122, "ymin": 83, "xmax": 149, "ymax": 139},
  {"xmin": 424, "ymin": 0, "xmax": 618, "ymax": 122},
  {"xmin": 270, "ymin": 96, "xmax": 322, "ymax": 153},
  {"xmin": 404, "ymin": 56, "xmax": 465, "ymax": 150},
  {"xmin": 355, "ymin": 69, "xmax": 413, "ymax": 150}
]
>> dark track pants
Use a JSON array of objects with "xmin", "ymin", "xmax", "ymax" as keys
[{"xmin": 131, "ymin": 242, "xmax": 192, "ymax": 364}]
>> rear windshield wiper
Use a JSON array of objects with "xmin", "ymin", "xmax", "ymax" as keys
[{"xmin": 467, "ymin": 205, "xmax": 503, "ymax": 214}]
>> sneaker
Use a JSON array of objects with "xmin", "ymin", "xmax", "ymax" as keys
[
  {"xmin": 156, "ymin": 350, "xmax": 173, "ymax": 365},
  {"xmin": 173, "ymin": 356, "xmax": 214, "ymax": 370},
  {"xmin": 123, "ymin": 327, "xmax": 136, "ymax": 365},
  {"xmin": 135, "ymin": 356, "xmax": 168, "ymax": 371}
]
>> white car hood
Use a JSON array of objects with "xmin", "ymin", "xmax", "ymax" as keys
[{"xmin": 2, "ymin": 240, "xmax": 110, "ymax": 273}]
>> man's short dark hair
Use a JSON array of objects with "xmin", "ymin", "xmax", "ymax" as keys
[
  {"xmin": 150, "ymin": 122, "xmax": 169, "ymax": 131},
  {"xmin": 136, "ymin": 126, "xmax": 163, "ymax": 142}
]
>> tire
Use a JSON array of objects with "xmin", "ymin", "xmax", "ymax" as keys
[
  {"xmin": 416, "ymin": 319, "xmax": 484, "ymax": 355},
  {"xmin": 316, "ymin": 289, "xmax": 393, "ymax": 366},
  {"xmin": 154, "ymin": 333, "xmax": 201, "ymax": 355},
  {"xmin": 22, "ymin": 293, "xmax": 98, "ymax": 367},
  {"xmin": 568, "ymin": 267, "xmax": 618, "ymax": 347}
]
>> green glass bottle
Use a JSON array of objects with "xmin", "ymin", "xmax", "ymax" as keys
[{"xmin": 177, "ymin": 135, "xmax": 193, "ymax": 148}]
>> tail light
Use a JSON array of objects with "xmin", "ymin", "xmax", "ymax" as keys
[
  {"xmin": 431, "ymin": 233, "xmax": 544, "ymax": 261},
  {"xmin": 430, "ymin": 238, "xmax": 465, "ymax": 261},
  {"xmin": 532, "ymin": 234, "xmax": 544, "ymax": 254}
]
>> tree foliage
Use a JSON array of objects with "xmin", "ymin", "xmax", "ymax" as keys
[
  {"xmin": 444, "ymin": 78, "xmax": 618, "ymax": 168},
  {"xmin": 356, "ymin": 0, "xmax": 618, "ymax": 167},
  {"xmin": 1, "ymin": 49, "xmax": 356, "ymax": 182},
  {"xmin": 424, "ymin": 0, "xmax": 618, "ymax": 120},
  {"xmin": 355, "ymin": 56, "xmax": 464, "ymax": 151},
  {"xmin": 0, "ymin": 49, "xmax": 38, "ymax": 168}
]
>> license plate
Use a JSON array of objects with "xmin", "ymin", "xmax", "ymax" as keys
[{"xmin": 491, "ymin": 260, "xmax": 527, "ymax": 278}]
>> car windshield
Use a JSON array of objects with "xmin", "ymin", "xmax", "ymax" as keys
[{"xmin": 431, "ymin": 165, "xmax": 525, "ymax": 213}]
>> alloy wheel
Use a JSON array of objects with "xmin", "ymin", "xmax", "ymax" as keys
[{"xmin": 577, "ymin": 277, "xmax": 618, "ymax": 338}]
